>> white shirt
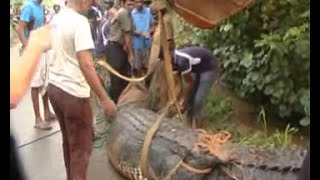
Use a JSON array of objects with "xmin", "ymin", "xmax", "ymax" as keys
[
  {"xmin": 49, "ymin": 8, "xmax": 95, "ymax": 98},
  {"xmin": 45, "ymin": 9, "xmax": 58, "ymax": 24}
]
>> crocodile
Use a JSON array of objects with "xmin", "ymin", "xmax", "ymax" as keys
[
  {"xmin": 106, "ymin": 103, "xmax": 306, "ymax": 180},
  {"xmin": 95, "ymin": 0, "xmax": 309, "ymax": 179},
  {"xmin": 98, "ymin": 51, "xmax": 307, "ymax": 179}
]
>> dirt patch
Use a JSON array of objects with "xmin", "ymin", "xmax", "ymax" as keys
[
  {"xmin": 212, "ymin": 80, "xmax": 260, "ymax": 130},
  {"xmin": 206, "ymin": 80, "xmax": 309, "ymax": 148}
]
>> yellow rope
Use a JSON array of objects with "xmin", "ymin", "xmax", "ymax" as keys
[
  {"xmin": 163, "ymin": 131, "xmax": 232, "ymax": 179},
  {"xmin": 139, "ymin": 102, "xmax": 172, "ymax": 179},
  {"xmin": 97, "ymin": 60, "xmax": 150, "ymax": 82},
  {"xmin": 158, "ymin": 11, "xmax": 184, "ymax": 122},
  {"xmin": 180, "ymin": 161, "xmax": 213, "ymax": 174},
  {"xmin": 163, "ymin": 159, "xmax": 213, "ymax": 180},
  {"xmin": 138, "ymin": 10, "xmax": 187, "ymax": 179},
  {"xmin": 163, "ymin": 159, "xmax": 184, "ymax": 180},
  {"xmin": 194, "ymin": 131, "xmax": 231, "ymax": 157}
]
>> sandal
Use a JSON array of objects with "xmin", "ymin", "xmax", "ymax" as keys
[{"xmin": 34, "ymin": 122, "xmax": 52, "ymax": 130}]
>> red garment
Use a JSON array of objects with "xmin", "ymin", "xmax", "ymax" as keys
[{"xmin": 48, "ymin": 84, "xmax": 94, "ymax": 180}]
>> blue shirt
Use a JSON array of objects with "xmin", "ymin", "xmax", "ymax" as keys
[
  {"xmin": 20, "ymin": 0, "xmax": 44, "ymax": 38},
  {"xmin": 131, "ymin": 7, "xmax": 154, "ymax": 50}
]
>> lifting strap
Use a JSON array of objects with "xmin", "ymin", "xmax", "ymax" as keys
[{"xmin": 139, "ymin": 11, "xmax": 185, "ymax": 179}]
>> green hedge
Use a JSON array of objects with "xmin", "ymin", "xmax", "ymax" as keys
[{"xmin": 175, "ymin": 0, "xmax": 310, "ymax": 126}]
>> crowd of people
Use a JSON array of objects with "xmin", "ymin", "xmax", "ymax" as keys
[{"xmin": 89, "ymin": 0, "xmax": 156, "ymax": 103}]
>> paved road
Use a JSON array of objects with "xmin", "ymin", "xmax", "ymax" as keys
[{"xmin": 10, "ymin": 41, "xmax": 125, "ymax": 180}]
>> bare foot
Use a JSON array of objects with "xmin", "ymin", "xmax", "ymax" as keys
[
  {"xmin": 45, "ymin": 112, "xmax": 56, "ymax": 122},
  {"xmin": 34, "ymin": 120, "xmax": 52, "ymax": 130}
]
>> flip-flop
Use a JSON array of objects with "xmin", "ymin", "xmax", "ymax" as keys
[{"xmin": 34, "ymin": 122, "xmax": 52, "ymax": 130}]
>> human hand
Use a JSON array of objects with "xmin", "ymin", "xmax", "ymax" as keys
[
  {"xmin": 100, "ymin": 99, "xmax": 117, "ymax": 119},
  {"xmin": 142, "ymin": 32, "xmax": 150, "ymax": 39},
  {"xmin": 28, "ymin": 25, "xmax": 52, "ymax": 52},
  {"xmin": 128, "ymin": 53, "xmax": 134, "ymax": 65},
  {"xmin": 123, "ymin": 44, "xmax": 128, "ymax": 53},
  {"xmin": 135, "ymin": 31, "xmax": 145, "ymax": 38}
]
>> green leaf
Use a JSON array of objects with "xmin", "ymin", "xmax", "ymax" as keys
[
  {"xmin": 240, "ymin": 52, "xmax": 253, "ymax": 68},
  {"xmin": 264, "ymin": 85, "xmax": 274, "ymax": 95},
  {"xmin": 174, "ymin": 0, "xmax": 310, "ymax": 123},
  {"xmin": 299, "ymin": 90, "xmax": 310, "ymax": 107},
  {"xmin": 299, "ymin": 117, "xmax": 310, "ymax": 127},
  {"xmin": 300, "ymin": 10, "xmax": 310, "ymax": 18}
]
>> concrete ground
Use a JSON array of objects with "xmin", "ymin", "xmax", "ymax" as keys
[{"xmin": 11, "ymin": 41, "xmax": 126, "ymax": 180}]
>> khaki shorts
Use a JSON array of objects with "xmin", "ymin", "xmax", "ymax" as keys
[{"xmin": 30, "ymin": 53, "xmax": 47, "ymax": 87}]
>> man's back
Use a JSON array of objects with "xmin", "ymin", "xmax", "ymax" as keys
[
  {"xmin": 176, "ymin": 46, "xmax": 217, "ymax": 73},
  {"xmin": 49, "ymin": 8, "xmax": 95, "ymax": 98}
]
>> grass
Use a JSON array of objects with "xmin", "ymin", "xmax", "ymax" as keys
[
  {"xmin": 235, "ymin": 124, "xmax": 299, "ymax": 148},
  {"xmin": 203, "ymin": 93, "xmax": 234, "ymax": 123},
  {"xmin": 239, "ymin": 106, "xmax": 299, "ymax": 148},
  {"xmin": 203, "ymin": 93, "xmax": 299, "ymax": 149}
]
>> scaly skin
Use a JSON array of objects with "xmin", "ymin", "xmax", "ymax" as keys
[{"xmin": 106, "ymin": 105, "xmax": 306, "ymax": 180}]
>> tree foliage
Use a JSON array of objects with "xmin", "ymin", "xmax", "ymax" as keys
[{"xmin": 175, "ymin": 0, "xmax": 310, "ymax": 126}]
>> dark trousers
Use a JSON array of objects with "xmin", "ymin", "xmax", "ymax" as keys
[
  {"xmin": 105, "ymin": 42, "xmax": 131, "ymax": 103},
  {"xmin": 48, "ymin": 84, "xmax": 93, "ymax": 180},
  {"xmin": 187, "ymin": 70, "xmax": 217, "ymax": 120}
]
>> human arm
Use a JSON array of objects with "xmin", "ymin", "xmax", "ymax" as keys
[
  {"xmin": 123, "ymin": 32, "xmax": 134, "ymax": 64},
  {"xmin": 118, "ymin": 10, "xmax": 134, "ymax": 64},
  {"xmin": 133, "ymin": 27, "xmax": 144, "ymax": 37},
  {"xmin": 16, "ymin": 21, "xmax": 29, "ymax": 48},
  {"xmin": 75, "ymin": 19, "xmax": 116, "ymax": 117},
  {"xmin": 180, "ymin": 73, "xmax": 194, "ymax": 111},
  {"xmin": 77, "ymin": 51, "xmax": 116, "ymax": 117},
  {"xmin": 132, "ymin": 24, "xmax": 150, "ymax": 38},
  {"xmin": 10, "ymin": 25, "xmax": 51, "ymax": 108},
  {"xmin": 16, "ymin": 5, "xmax": 33, "ymax": 48},
  {"xmin": 77, "ymin": 52, "xmax": 109, "ymax": 103},
  {"xmin": 131, "ymin": 17, "xmax": 148, "ymax": 38},
  {"xmin": 149, "ymin": 10, "xmax": 156, "ymax": 37}
]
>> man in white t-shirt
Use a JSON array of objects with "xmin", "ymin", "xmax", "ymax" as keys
[{"xmin": 47, "ymin": 0, "xmax": 116, "ymax": 179}]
